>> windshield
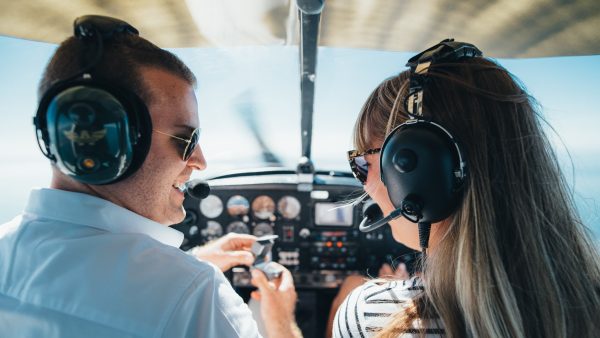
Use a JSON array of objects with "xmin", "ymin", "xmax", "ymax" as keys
[{"xmin": 1, "ymin": 36, "xmax": 599, "ymax": 238}]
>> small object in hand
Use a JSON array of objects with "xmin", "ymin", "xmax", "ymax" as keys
[
  {"xmin": 251, "ymin": 235, "xmax": 278, "ymax": 265},
  {"xmin": 251, "ymin": 235, "xmax": 281, "ymax": 280},
  {"xmin": 253, "ymin": 261, "xmax": 283, "ymax": 281},
  {"xmin": 255, "ymin": 234, "xmax": 278, "ymax": 244}
]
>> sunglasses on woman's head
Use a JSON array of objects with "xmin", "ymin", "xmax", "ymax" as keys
[
  {"xmin": 347, "ymin": 148, "xmax": 381, "ymax": 184},
  {"xmin": 154, "ymin": 128, "xmax": 200, "ymax": 161}
]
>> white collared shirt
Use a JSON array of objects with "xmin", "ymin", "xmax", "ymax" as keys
[{"xmin": 0, "ymin": 188, "xmax": 261, "ymax": 338}]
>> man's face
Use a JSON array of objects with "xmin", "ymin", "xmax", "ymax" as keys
[{"xmin": 104, "ymin": 67, "xmax": 206, "ymax": 225}]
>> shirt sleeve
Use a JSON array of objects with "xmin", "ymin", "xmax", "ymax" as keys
[{"xmin": 161, "ymin": 264, "xmax": 262, "ymax": 338}]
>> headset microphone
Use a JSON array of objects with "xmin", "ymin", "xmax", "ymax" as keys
[
  {"xmin": 182, "ymin": 179, "xmax": 211, "ymax": 200},
  {"xmin": 359, "ymin": 206, "xmax": 403, "ymax": 232}
]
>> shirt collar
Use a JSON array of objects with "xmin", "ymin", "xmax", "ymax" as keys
[{"xmin": 24, "ymin": 188, "xmax": 184, "ymax": 248}]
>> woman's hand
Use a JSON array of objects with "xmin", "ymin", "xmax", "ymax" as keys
[
  {"xmin": 250, "ymin": 264, "xmax": 302, "ymax": 338},
  {"xmin": 189, "ymin": 233, "xmax": 256, "ymax": 272},
  {"xmin": 379, "ymin": 262, "xmax": 410, "ymax": 280}
]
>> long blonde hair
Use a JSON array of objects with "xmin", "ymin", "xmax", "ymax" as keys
[{"xmin": 354, "ymin": 58, "xmax": 600, "ymax": 337}]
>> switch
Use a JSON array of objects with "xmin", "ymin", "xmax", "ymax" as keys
[
  {"xmin": 283, "ymin": 225, "xmax": 295, "ymax": 242},
  {"xmin": 299, "ymin": 228, "xmax": 311, "ymax": 239}
]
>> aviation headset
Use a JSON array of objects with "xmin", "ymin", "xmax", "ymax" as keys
[
  {"xmin": 360, "ymin": 39, "xmax": 482, "ymax": 253},
  {"xmin": 33, "ymin": 15, "xmax": 152, "ymax": 185}
]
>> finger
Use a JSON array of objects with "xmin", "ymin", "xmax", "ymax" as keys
[
  {"xmin": 251, "ymin": 290, "xmax": 261, "ymax": 301},
  {"xmin": 225, "ymin": 251, "xmax": 255, "ymax": 268},
  {"xmin": 379, "ymin": 263, "xmax": 393, "ymax": 277},
  {"xmin": 225, "ymin": 232, "xmax": 257, "ymax": 242},
  {"xmin": 222, "ymin": 233, "xmax": 257, "ymax": 250},
  {"xmin": 251, "ymin": 268, "xmax": 272, "ymax": 291},
  {"xmin": 395, "ymin": 263, "xmax": 407, "ymax": 274},
  {"xmin": 394, "ymin": 267, "xmax": 405, "ymax": 277},
  {"xmin": 276, "ymin": 264, "xmax": 295, "ymax": 291}
]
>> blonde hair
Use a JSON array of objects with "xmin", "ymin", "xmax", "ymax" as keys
[{"xmin": 354, "ymin": 58, "xmax": 600, "ymax": 337}]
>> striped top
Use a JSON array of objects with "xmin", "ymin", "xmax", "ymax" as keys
[{"xmin": 333, "ymin": 277, "xmax": 445, "ymax": 337}]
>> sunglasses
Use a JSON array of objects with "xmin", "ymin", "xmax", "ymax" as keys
[
  {"xmin": 347, "ymin": 148, "xmax": 381, "ymax": 184},
  {"xmin": 154, "ymin": 128, "xmax": 200, "ymax": 161}
]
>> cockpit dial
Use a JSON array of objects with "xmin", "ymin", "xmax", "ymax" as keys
[
  {"xmin": 252, "ymin": 195, "xmax": 276, "ymax": 219},
  {"xmin": 202, "ymin": 221, "xmax": 223, "ymax": 240},
  {"xmin": 253, "ymin": 222, "xmax": 274, "ymax": 237},
  {"xmin": 277, "ymin": 196, "xmax": 301, "ymax": 219},
  {"xmin": 227, "ymin": 195, "xmax": 250, "ymax": 216},
  {"xmin": 199, "ymin": 195, "xmax": 223, "ymax": 219},
  {"xmin": 226, "ymin": 221, "xmax": 250, "ymax": 234}
]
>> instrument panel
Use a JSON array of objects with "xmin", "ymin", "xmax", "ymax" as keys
[{"xmin": 173, "ymin": 170, "xmax": 416, "ymax": 289}]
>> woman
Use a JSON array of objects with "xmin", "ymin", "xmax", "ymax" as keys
[{"xmin": 332, "ymin": 41, "xmax": 600, "ymax": 337}]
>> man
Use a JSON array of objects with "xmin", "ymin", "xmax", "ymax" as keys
[{"xmin": 0, "ymin": 16, "xmax": 299, "ymax": 337}]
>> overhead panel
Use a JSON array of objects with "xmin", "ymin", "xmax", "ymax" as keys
[{"xmin": 0, "ymin": 0, "xmax": 598, "ymax": 57}]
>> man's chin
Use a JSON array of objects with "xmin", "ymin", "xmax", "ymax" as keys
[
  {"xmin": 150, "ymin": 207, "xmax": 185, "ymax": 226},
  {"xmin": 166, "ymin": 206, "xmax": 186, "ymax": 226}
]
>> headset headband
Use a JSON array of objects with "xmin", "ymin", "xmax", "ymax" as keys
[
  {"xmin": 405, "ymin": 39, "xmax": 482, "ymax": 117},
  {"xmin": 69, "ymin": 16, "xmax": 139, "ymax": 82},
  {"xmin": 74, "ymin": 15, "xmax": 139, "ymax": 40}
]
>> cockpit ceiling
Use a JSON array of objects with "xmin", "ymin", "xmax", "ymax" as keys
[{"xmin": 0, "ymin": 0, "xmax": 598, "ymax": 58}]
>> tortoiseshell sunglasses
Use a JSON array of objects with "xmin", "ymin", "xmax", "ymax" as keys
[{"xmin": 347, "ymin": 148, "xmax": 381, "ymax": 184}]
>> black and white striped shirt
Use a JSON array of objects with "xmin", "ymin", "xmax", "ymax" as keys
[{"xmin": 333, "ymin": 277, "xmax": 445, "ymax": 337}]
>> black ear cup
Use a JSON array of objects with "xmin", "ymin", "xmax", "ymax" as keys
[
  {"xmin": 380, "ymin": 120, "xmax": 465, "ymax": 223},
  {"xmin": 34, "ymin": 15, "xmax": 151, "ymax": 185},
  {"xmin": 35, "ymin": 79, "xmax": 151, "ymax": 185}
]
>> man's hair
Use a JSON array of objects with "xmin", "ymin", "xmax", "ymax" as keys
[{"xmin": 38, "ymin": 33, "xmax": 196, "ymax": 105}]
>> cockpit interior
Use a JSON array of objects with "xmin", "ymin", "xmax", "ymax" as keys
[{"xmin": 1, "ymin": 1, "xmax": 599, "ymax": 337}]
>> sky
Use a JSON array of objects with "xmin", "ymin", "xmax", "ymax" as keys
[{"xmin": 0, "ymin": 36, "xmax": 598, "ymax": 239}]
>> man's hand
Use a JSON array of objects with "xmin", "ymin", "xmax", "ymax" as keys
[
  {"xmin": 189, "ymin": 233, "xmax": 256, "ymax": 272},
  {"xmin": 251, "ymin": 264, "xmax": 302, "ymax": 338}
]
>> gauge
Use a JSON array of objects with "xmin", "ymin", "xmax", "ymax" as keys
[
  {"xmin": 253, "ymin": 222, "xmax": 274, "ymax": 237},
  {"xmin": 227, "ymin": 195, "xmax": 250, "ymax": 216},
  {"xmin": 227, "ymin": 221, "xmax": 250, "ymax": 234},
  {"xmin": 252, "ymin": 195, "xmax": 275, "ymax": 219},
  {"xmin": 199, "ymin": 195, "xmax": 223, "ymax": 219},
  {"xmin": 202, "ymin": 221, "xmax": 223, "ymax": 240},
  {"xmin": 278, "ymin": 196, "xmax": 301, "ymax": 219}
]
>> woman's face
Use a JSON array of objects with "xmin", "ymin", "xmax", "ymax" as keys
[{"xmin": 363, "ymin": 144, "xmax": 421, "ymax": 250}]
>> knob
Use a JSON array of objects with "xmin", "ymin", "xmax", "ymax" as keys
[{"xmin": 299, "ymin": 228, "xmax": 311, "ymax": 239}]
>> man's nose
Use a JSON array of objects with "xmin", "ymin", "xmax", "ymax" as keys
[{"xmin": 187, "ymin": 144, "xmax": 207, "ymax": 171}]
